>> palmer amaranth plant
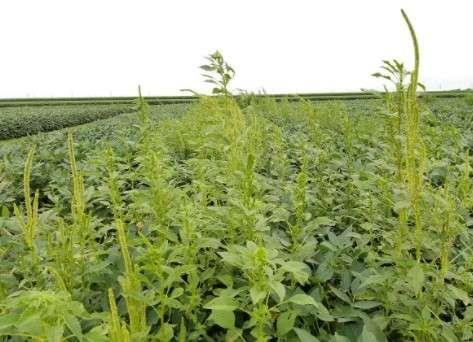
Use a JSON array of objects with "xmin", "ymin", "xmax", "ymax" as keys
[
  {"xmin": 373, "ymin": 10, "xmax": 427, "ymax": 261},
  {"xmin": 0, "ymin": 9, "xmax": 472, "ymax": 342},
  {"xmin": 200, "ymin": 50, "xmax": 235, "ymax": 97}
]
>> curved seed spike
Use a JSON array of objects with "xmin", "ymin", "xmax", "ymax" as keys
[
  {"xmin": 23, "ymin": 145, "xmax": 36, "ymax": 219},
  {"xmin": 401, "ymin": 9, "xmax": 420, "ymax": 94}
]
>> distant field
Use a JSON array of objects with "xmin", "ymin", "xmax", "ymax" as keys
[
  {"xmin": 0, "ymin": 90, "xmax": 469, "ymax": 108},
  {"xmin": 0, "ymin": 91, "xmax": 470, "ymax": 141}
]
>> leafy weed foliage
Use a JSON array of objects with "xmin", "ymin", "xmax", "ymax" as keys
[{"xmin": 0, "ymin": 10, "xmax": 472, "ymax": 342}]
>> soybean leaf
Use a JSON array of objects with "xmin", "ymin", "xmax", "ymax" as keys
[
  {"xmin": 277, "ymin": 311, "xmax": 297, "ymax": 336},
  {"xmin": 204, "ymin": 296, "xmax": 238, "ymax": 311},
  {"xmin": 208, "ymin": 310, "xmax": 235, "ymax": 329},
  {"xmin": 294, "ymin": 328, "xmax": 320, "ymax": 342}
]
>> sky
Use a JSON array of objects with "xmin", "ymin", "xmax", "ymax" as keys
[{"xmin": 0, "ymin": 1, "xmax": 472, "ymax": 98}]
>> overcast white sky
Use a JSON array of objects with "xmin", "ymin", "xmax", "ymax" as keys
[{"xmin": 0, "ymin": 1, "xmax": 472, "ymax": 98}]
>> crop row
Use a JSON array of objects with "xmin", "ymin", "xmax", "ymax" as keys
[{"xmin": 0, "ymin": 104, "xmax": 136, "ymax": 141}]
